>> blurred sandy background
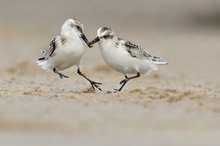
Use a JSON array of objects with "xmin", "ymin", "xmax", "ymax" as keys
[{"xmin": 0, "ymin": 0, "xmax": 220, "ymax": 146}]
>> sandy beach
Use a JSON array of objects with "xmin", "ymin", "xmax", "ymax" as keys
[{"xmin": 0, "ymin": 0, "xmax": 220, "ymax": 145}]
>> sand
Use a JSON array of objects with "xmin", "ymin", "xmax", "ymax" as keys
[{"xmin": 0, "ymin": 0, "xmax": 220, "ymax": 145}]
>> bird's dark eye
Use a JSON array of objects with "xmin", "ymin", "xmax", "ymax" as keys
[
  {"xmin": 103, "ymin": 34, "xmax": 109, "ymax": 39},
  {"xmin": 76, "ymin": 26, "xmax": 83, "ymax": 33}
]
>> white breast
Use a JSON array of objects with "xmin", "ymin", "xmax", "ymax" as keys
[{"xmin": 51, "ymin": 36, "xmax": 86, "ymax": 71}]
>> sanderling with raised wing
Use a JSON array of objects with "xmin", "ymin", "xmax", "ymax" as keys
[
  {"xmin": 88, "ymin": 27, "xmax": 167, "ymax": 92},
  {"xmin": 36, "ymin": 18, "xmax": 102, "ymax": 91}
]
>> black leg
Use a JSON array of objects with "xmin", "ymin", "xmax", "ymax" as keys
[
  {"xmin": 53, "ymin": 68, "xmax": 69, "ymax": 79},
  {"xmin": 114, "ymin": 72, "xmax": 140, "ymax": 92},
  {"xmin": 77, "ymin": 68, "xmax": 102, "ymax": 91}
]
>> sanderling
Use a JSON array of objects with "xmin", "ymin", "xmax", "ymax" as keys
[
  {"xmin": 36, "ymin": 18, "xmax": 102, "ymax": 91},
  {"xmin": 88, "ymin": 27, "xmax": 167, "ymax": 92}
]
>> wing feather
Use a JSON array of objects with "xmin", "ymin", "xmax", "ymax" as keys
[
  {"xmin": 124, "ymin": 40, "xmax": 151, "ymax": 59},
  {"xmin": 123, "ymin": 39, "xmax": 167, "ymax": 64},
  {"xmin": 39, "ymin": 37, "xmax": 57, "ymax": 60}
]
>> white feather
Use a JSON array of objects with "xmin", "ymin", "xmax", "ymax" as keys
[
  {"xmin": 36, "ymin": 60, "xmax": 53, "ymax": 71},
  {"xmin": 153, "ymin": 61, "xmax": 168, "ymax": 65}
]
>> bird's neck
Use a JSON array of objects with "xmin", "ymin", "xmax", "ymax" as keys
[
  {"xmin": 61, "ymin": 30, "xmax": 79, "ymax": 40},
  {"xmin": 111, "ymin": 36, "xmax": 118, "ymax": 42}
]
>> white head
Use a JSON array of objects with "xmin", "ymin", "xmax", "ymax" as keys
[
  {"xmin": 97, "ymin": 27, "xmax": 115, "ymax": 39},
  {"xmin": 88, "ymin": 27, "xmax": 116, "ymax": 46},
  {"xmin": 61, "ymin": 18, "xmax": 90, "ymax": 46},
  {"xmin": 61, "ymin": 18, "xmax": 83, "ymax": 34}
]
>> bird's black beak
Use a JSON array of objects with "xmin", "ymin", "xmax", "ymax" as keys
[
  {"xmin": 88, "ymin": 37, "xmax": 100, "ymax": 47},
  {"xmin": 81, "ymin": 33, "xmax": 92, "ymax": 48}
]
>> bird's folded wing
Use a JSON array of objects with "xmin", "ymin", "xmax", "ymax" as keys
[
  {"xmin": 124, "ymin": 40, "xmax": 151, "ymax": 60},
  {"xmin": 124, "ymin": 39, "xmax": 167, "ymax": 64},
  {"xmin": 41, "ymin": 37, "xmax": 57, "ymax": 59}
]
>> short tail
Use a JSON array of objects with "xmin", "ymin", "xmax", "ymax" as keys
[
  {"xmin": 151, "ymin": 56, "xmax": 168, "ymax": 65},
  {"xmin": 36, "ymin": 58, "xmax": 53, "ymax": 70}
]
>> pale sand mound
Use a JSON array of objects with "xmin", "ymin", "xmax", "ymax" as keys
[{"xmin": 0, "ymin": 61, "xmax": 220, "ymax": 146}]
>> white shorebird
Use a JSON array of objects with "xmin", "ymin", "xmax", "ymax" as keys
[
  {"xmin": 36, "ymin": 18, "xmax": 102, "ymax": 91},
  {"xmin": 88, "ymin": 27, "xmax": 167, "ymax": 92}
]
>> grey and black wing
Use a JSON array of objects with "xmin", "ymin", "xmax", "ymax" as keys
[
  {"xmin": 124, "ymin": 40, "xmax": 167, "ymax": 65},
  {"xmin": 38, "ymin": 37, "xmax": 57, "ymax": 60},
  {"xmin": 124, "ymin": 40, "xmax": 151, "ymax": 59}
]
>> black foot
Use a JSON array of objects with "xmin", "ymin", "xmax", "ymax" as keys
[
  {"xmin": 90, "ymin": 81, "xmax": 102, "ymax": 91},
  {"xmin": 114, "ymin": 79, "xmax": 128, "ymax": 92},
  {"xmin": 53, "ymin": 68, "xmax": 69, "ymax": 79},
  {"xmin": 58, "ymin": 73, "xmax": 69, "ymax": 79},
  {"xmin": 120, "ymin": 79, "xmax": 128, "ymax": 85},
  {"xmin": 113, "ymin": 88, "xmax": 121, "ymax": 93}
]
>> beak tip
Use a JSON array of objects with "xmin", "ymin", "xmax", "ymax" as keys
[
  {"xmin": 88, "ymin": 42, "xmax": 93, "ymax": 48},
  {"xmin": 89, "ymin": 37, "xmax": 100, "ymax": 45}
]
